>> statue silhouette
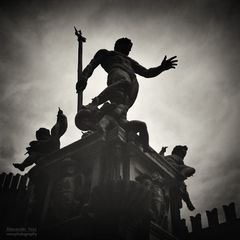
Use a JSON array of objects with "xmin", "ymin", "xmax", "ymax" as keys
[
  {"xmin": 75, "ymin": 102, "xmax": 152, "ymax": 152},
  {"xmin": 164, "ymin": 145, "xmax": 196, "ymax": 211},
  {"xmin": 13, "ymin": 108, "xmax": 68, "ymax": 171},
  {"xmin": 76, "ymin": 38, "xmax": 178, "ymax": 109}
]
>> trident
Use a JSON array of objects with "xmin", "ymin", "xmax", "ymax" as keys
[{"xmin": 74, "ymin": 27, "xmax": 86, "ymax": 112}]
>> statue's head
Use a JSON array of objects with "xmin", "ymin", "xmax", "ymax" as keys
[
  {"xmin": 114, "ymin": 38, "xmax": 133, "ymax": 56},
  {"xmin": 36, "ymin": 128, "xmax": 51, "ymax": 140},
  {"xmin": 172, "ymin": 145, "xmax": 188, "ymax": 159}
]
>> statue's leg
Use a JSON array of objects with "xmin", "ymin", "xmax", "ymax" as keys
[
  {"xmin": 127, "ymin": 78, "xmax": 139, "ymax": 108},
  {"xmin": 13, "ymin": 152, "xmax": 39, "ymax": 171},
  {"xmin": 94, "ymin": 80, "xmax": 130, "ymax": 105},
  {"xmin": 180, "ymin": 184, "xmax": 195, "ymax": 211},
  {"xmin": 126, "ymin": 121, "xmax": 150, "ymax": 152},
  {"xmin": 92, "ymin": 69, "xmax": 132, "ymax": 106}
]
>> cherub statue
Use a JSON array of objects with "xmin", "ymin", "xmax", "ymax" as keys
[
  {"xmin": 164, "ymin": 145, "xmax": 195, "ymax": 211},
  {"xmin": 13, "ymin": 108, "xmax": 68, "ymax": 171}
]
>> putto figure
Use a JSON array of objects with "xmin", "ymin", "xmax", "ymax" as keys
[
  {"xmin": 164, "ymin": 145, "xmax": 196, "ymax": 211},
  {"xmin": 13, "ymin": 108, "xmax": 68, "ymax": 171},
  {"xmin": 76, "ymin": 38, "xmax": 178, "ymax": 109}
]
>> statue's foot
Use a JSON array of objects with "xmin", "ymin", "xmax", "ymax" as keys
[
  {"xmin": 187, "ymin": 202, "xmax": 195, "ymax": 211},
  {"xmin": 13, "ymin": 163, "xmax": 25, "ymax": 172}
]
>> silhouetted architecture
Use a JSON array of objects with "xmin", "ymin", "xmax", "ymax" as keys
[
  {"xmin": 186, "ymin": 203, "xmax": 240, "ymax": 240},
  {"xmin": 1, "ymin": 127, "xmax": 191, "ymax": 240},
  {"xmin": 2, "ymin": 131, "xmax": 239, "ymax": 240}
]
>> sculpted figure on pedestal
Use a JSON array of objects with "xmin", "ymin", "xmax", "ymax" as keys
[
  {"xmin": 75, "ymin": 101, "xmax": 152, "ymax": 152},
  {"xmin": 13, "ymin": 108, "xmax": 68, "ymax": 171},
  {"xmin": 165, "ymin": 145, "xmax": 196, "ymax": 211},
  {"xmin": 76, "ymin": 38, "xmax": 178, "ymax": 110}
]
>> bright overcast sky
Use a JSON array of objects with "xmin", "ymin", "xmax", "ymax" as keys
[{"xmin": 0, "ymin": 0, "xmax": 239, "ymax": 227}]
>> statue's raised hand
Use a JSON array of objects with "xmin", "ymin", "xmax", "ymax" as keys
[
  {"xmin": 57, "ymin": 107, "xmax": 63, "ymax": 116},
  {"xmin": 161, "ymin": 55, "xmax": 178, "ymax": 71}
]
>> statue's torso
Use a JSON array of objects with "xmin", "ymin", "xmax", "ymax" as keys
[{"xmin": 99, "ymin": 50, "xmax": 136, "ymax": 77}]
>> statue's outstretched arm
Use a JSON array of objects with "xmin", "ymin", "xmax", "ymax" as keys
[
  {"xmin": 76, "ymin": 49, "xmax": 108, "ymax": 92},
  {"xmin": 131, "ymin": 55, "xmax": 178, "ymax": 78},
  {"xmin": 51, "ymin": 108, "xmax": 68, "ymax": 140}
]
